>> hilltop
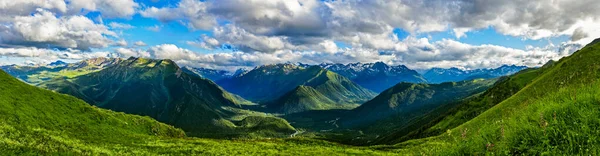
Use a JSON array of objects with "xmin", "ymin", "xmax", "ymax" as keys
[
  {"xmin": 306, "ymin": 62, "xmax": 427, "ymax": 92},
  {"xmin": 218, "ymin": 63, "xmax": 376, "ymax": 114},
  {"xmin": 40, "ymin": 57, "xmax": 295, "ymax": 138}
]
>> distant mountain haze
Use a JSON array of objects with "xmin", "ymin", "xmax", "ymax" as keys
[
  {"xmin": 217, "ymin": 63, "xmax": 376, "ymax": 114},
  {"xmin": 303, "ymin": 62, "xmax": 427, "ymax": 93},
  {"xmin": 423, "ymin": 65, "xmax": 527, "ymax": 84}
]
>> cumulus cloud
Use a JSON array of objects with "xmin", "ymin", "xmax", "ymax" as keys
[
  {"xmin": 0, "ymin": 9, "xmax": 116, "ymax": 51},
  {"xmin": 115, "ymin": 47, "xmax": 150, "ymax": 58},
  {"xmin": 571, "ymin": 27, "xmax": 589, "ymax": 42},
  {"xmin": 109, "ymin": 22, "xmax": 135, "ymax": 29},
  {"xmin": 0, "ymin": 0, "xmax": 68, "ymax": 21},
  {"xmin": 67, "ymin": 0, "xmax": 139, "ymax": 18},
  {"xmin": 140, "ymin": 0, "xmax": 600, "ymax": 54},
  {"xmin": 140, "ymin": 0, "xmax": 216, "ymax": 30},
  {"xmin": 186, "ymin": 35, "xmax": 220, "ymax": 50},
  {"xmin": 147, "ymin": 44, "xmax": 199, "ymax": 60},
  {"xmin": 112, "ymin": 40, "xmax": 569, "ymax": 71},
  {"xmin": 0, "ymin": 47, "xmax": 114, "ymax": 64},
  {"xmin": 450, "ymin": 0, "xmax": 600, "ymax": 40},
  {"xmin": 0, "ymin": 0, "xmax": 138, "ymax": 20},
  {"xmin": 2, "ymin": 37, "xmax": 577, "ymax": 71},
  {"xmin": 4, "ymin": 0, "xmax": 599, "ymax": 70},
  {"xmin": 114, "ymin": 39, "xmax": 127, "ymax": 47},
  {"xmin": 133, "ymin": 41, "xmax": 147, "ymax": 46}
]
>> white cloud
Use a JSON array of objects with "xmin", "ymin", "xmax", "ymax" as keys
[
  {"xmin": 3, "ymin": 0, "xmax": 599, "ymax": 70},
  {"xmin": 212, "ymin": 25, "xmax": 289, "ymax": 52},
  {"xmin": 67, "ymin": 0, "xmax": 139, "ymax": 18},
  {"xmin": 115, "ymin": 47, "xmax": 150, "ymax": 58},
  {"xmin": 1, "ymin": 37, "xmax": 579, "ymax": 71},
  {"xmin": 140, "ymin": 0, "xmax": 600, "ymax": 54},
  {"xmin": 0, "ymin": 0, "xmax": 138, "ymax": 21},
  {"xmin": 114, "ymin": 39, "xmax": 127, "ymax": 47},
  {"xmin": 0, "ymin": 0, "xmax": 67, "ymax": 21},
  {"xmin": 109, "ymin": 22, "xmax": 135, "ymax": 29},
  {"xmin": 148, "ymin": 44, "xmax": 199, "ymax": 61},
  {"xmin": 0, "ymin": 47, "xmax": 114, "ymax": 63},
  {"xmin": 134, "ymin": 41, "xmax": 147, "ymax": 46},
  {"xmin": 140, "ymin": 0, "xmax": 216, "ymax": 30},
  {"xmin": 146, "ymin": 25, "xmax": 162, "ymax": 32},
  {"xmin": 560, "ymin": 19, "xmax": 600, "ymax": 45},
  {"xmin": 186, "ymin": 35, "xmax": 220, "ymax": 50},
  {"xmin": 0, "ymin": 9, "xmax": 117, "ymax": 51},
  {"xmin": 121, "ymin": 40, "xmax": 570, "ymax": 71}
]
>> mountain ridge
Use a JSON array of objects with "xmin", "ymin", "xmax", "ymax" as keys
[
  {"xmin": 40, "ymin": 57, "xmax": 295, "ymax": 138},
  {"xmin": 301, "ymin": 62, "xmax": 427, "ymax": 92},
  {"xmin": 218, "ymin": 63, "xmax": 376, "ymax": 114},
  {"xmin": 423, "ymin": 65, "xmax": 527, "ymax": 83}
]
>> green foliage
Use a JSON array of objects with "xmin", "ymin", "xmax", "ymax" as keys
[
  {"xmin": 269, "ymin": 85, "xmax": 340, "ymax": 114},
  {"xmin": 221, "ymin": 64, "xmax": 376, "ymax": 114},
  {"xmin": 383, "ymin": 39, "xmax": 600, "ymax": 155},
  {"xmin": 284, "ymin": 78, "xmax": 495, "ymax": 145},
  {"xmin": 375, "ymin": 68, "xmax": 543, "ymax": 144},
  {"xmin": 0, "ymin": 58, "xmax": 123, "ymax": 84},
  {"xmin": 348, "ymin": 79, "xmax": 496, "ymax": 131},
  {"xmin": 39, "ymin": 57, "xmax": 292, "ymax": 138},
  {"xmin": 0, "ymin": 69, "xmax": 400, "ymax": 155},
  {"xmin": 235, "ymin": 116, "xmax": 297, "ymax": 138}
]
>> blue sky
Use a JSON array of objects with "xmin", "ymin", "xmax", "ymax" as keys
[{"xmin": 1, "ymin": 0, "xmax": 598, "ymax": 70}]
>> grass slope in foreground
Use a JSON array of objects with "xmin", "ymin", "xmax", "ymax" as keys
[
  {"xmin": 374, "ymin": 67, "xmax": 543, "ymax": 144},
  {"xmin": 384, "ymin": 39, "xmax": 600, "ymax": 155},
  {"xmin": 0, "ymin": 69, "xmax": 395, "ymax": 155}
]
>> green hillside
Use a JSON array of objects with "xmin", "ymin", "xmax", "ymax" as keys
[
  {"xmin": 284, "ymin": 79, "xmax": 495, "ymax": 145},
  {"xmin": 268, "ymin": 85, "xmax": 338, "ymax": 114},
  {"xmin": 40, "ymin": 57, "xmax": 293, "ymax": 138},
  {"xmin": 219, "ymin": 64, "xmax": 376, "ymax": 114},
  {"xmin": 0, "ymin": 69, "xmax": 185, "ymax": 153},
  {"xmin": 1, "ymin": 58, "xmax": 123, "ymax": 84},
  {"xmin": 347, "ymin": 79, "xmax": 495, "ymax": 129},
  {"xmin": 0, "ymin": 69, "xmax": 398, "ymax": 155},
  {"xmin": 385, "ymin": 39, "xmax": 600, "ymax": 154},
  {"xmin": 374, "ymin": 68, "xmax": 541, "ymax": 144}
]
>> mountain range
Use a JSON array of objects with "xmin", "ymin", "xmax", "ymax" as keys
[
  {"xmin": 217, "ymin": 63, "xmax": 376, "ymax": 114},
  {"xmin": 303, "ymin": 62, "xmax": 428, "ymax": 93},
  {"xmin": 423, "ymin": 65, "xmax": 527, "ymax": 84},
  {"xmin": 283, "ymin": 78, "xmax": 495, "ymax": 144},
  {"xmin": 180, "ymin": 62, "xmax": 525, "ymax": 93},
  {"xmin": 182, "ymin": 66, "xmax": 247, "ymax": 82},
  {"xmin": 348, "ymin": 79, "xmax": 495, "ymax": 129},
  {"xmin": 39, "ymin": 57, "xmax": 295, "ymax": 138},
  {"xmin": 0, "ymin": 67, "xmax": 390, "ymax": 155},
  {"xmin": 4, "ymin": 39, "xmax": 600, "ymax": 155}
]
